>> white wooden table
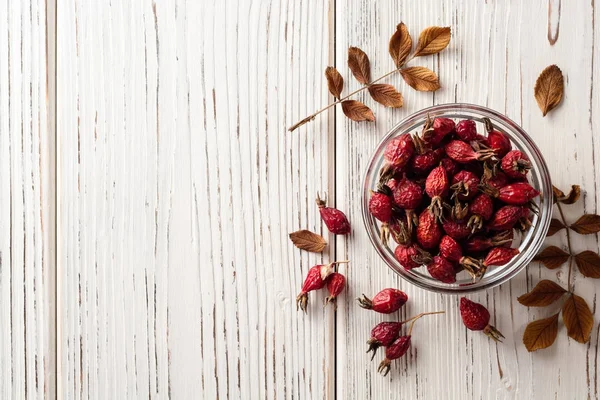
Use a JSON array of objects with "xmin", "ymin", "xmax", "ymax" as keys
[{"xmin": 2, "ymin": 0, "xmax": 600, "ymax": 398}]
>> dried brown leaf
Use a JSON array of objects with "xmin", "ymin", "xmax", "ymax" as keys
[
  {"xmin": 523, "ymin": 313, "xmax": 559, "ymax": 352},
  {"xmin": 533, "ymin": 246, "xmax": 570, "ymax": 269},
  {"xmin": 517, "ymin": 280, "xmax": 567, "ymax": 307},
  {"xmin": 325, "ymin": 67, "xmax": 344, "ymax": 99},
  {"xmin": 389, "ymin": 22, "xmax": 412, "ymax": 68},
  {"xmin": 289, "ymin": 230, "xmax": 327, "ymax": 253},
  {"xmin": 400, "ymin": 67, "xmax": 441, "ymax": 92},
  {"xmin": 347, "ymin": 47, "xmax": 371, "ymax": 85},
  {"xmin": 574, "ymin": 251, "xmax": 600, "ymax": 278},
  {"xmin": 559, "ymin": 185, "xmax": 581, "ymax": 204},
  {"xmin": 547, "ymin": 218, "xmax": 565, "ymax": 236},
  {"xmin": 368, "ymin": 84, "xmax": 403, "ymax": 108},
  {"xmin": 413, "ymin": 26, "xmax": 451, "ymax": 57},
  {"xmin": 534, "ymin": 64, "xmax": 564, "ymax": 116},
  {"xmin": 552, "ymin": 185, "xmax": 565, "ymax": 203},
  {"xmin": 570, "ymin": 214, "xmax": 600, "ymax": 234},
  {"xmin": 562, "ymin": 294, "xmax": 593, "ymax": 343},
  {"xmin": 341, "ymin": 100, "xmax": 375, "ymax": 122}
]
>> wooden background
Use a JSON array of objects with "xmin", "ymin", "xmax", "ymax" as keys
[{"xmin": 2, "ymin": 0, "xmax": 600, "ymax": 398}]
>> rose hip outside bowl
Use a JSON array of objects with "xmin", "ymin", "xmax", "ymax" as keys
[{"xmin": 362, "ymin": 103, "xmax": 552, "ymax": 293}]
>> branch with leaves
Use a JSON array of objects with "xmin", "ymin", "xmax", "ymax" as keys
[
  {"xmin": 288, "ymin": 24, "xmax": 451, "ymax": 132},
  {"xmin": 518, "ymin": 185, "xmax": 600, "ymax": 351}
]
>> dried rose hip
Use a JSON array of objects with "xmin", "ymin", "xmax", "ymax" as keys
[
  {"xmin": 474, "ymin": 133, "xmax": 490, "ymax": 147},
  {"xmin": 467, "ymin": 194, "xmax": 494, "ymax": 232},
  {"xmin": 440, "ymin": 157, "xmax": 459, "ymax": 178},
  {"xmin": 417, "ymin": 210, "xmax": 443, "ymax": 249},
  {"xmin": 367, "ymin": 321, "xmax": 403, "ymax": 359},
  {"xmin": 389, "ymin": 220, "xmax": 411, "ymax": 245},
  {"xmin": 439, "ymin": 235, "xmax": 462, "ymax": 263},
  {"xmin": 316, "ymin": 193, "xmax": 351, "ymax": 235},
  {"xmin": 501, "ymin": 150, "xmax": 531, "ymax": 179},
  {"xmin": 464, "ymin": 231, "xmax": 513, "ymax": 252},
  {"xmin": 459, "ymin": 297, "xmax": 504, "ymax": 341},
  {"xmin": 425, "ymin": 117, "xmax": 455, "ymax": 146},
  {"xmin": 487, "ymin": 129, "xmax": 512, "ymax": 157},
  {"xmin": 425, "ymin": 165, "xmax": 449, "ymax": 220},
  {"xmin": 482, "ymin": 182, "xmax": 540, "ymax": 205},
  {"xmin": 395, "ymin": 243, "xmax": 430, "ymax": 270},
  {"xmin": 451, "ymin": 170, "xmax": 480, "ymax": 201},
  {"xmin": 378, "ymin": 335, "xmax": 411, "ymax": 376},
  {"xmin": 483, "ymin": 170, "xmax": 508, "ymax": 190},
  {"xmin": 393, "ymin": 177, "xmax": 423, "ymax": 209},
  {"xmin": 487, "ymin": 205, "xmax": 526, "ymax": 231},
  {"xmin": 358, "ymin": 288, "xmax": 408, "ymax": 314},
  {"xmin": 296, "ymin": 261, "xmax": 348, "ymax": 312},
  {"xmin": 427, "ymin": 256, "xmax": 457, "ymax": 283},
  {"xmin": 442, "ymin": 218, "xmax": 471, "ymax": 240},
  {"xmin": 369, "ymin": 189, "xmax": 393, "ymax": 222},
  {"xmin": 445, "ymin": 140, "xmax": 495, "ymax": 164},
  {"xmin": 324, "ymin": 272, "xmax": 346, "ymax": 308},
  {"xmin": 455, "ymin": 119, "xmax": 477, "ymax": 141},
  {"xmin": 410, "ymin": 148, "xmax": 445, "ymax": 175},
  {"xmin": 484, "ymin": 247, "xmax": 519, "ymax": 267},
  {"xmin": 384, "ymin": 134, "xmax": 415, "ymax": 168}
]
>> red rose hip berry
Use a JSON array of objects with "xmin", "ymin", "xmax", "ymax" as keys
[
  {"xmin": 459, "ymin": 297, "xmax": 504, "ymax": 341},
  {"xmin": 410, "ymin": 148, "xmax": 445, "ymax": 175},
  {"xmin": 425, "ymin": 165, "xmax": 449, "ymax": 220},
  {"xmin": 467, "ymin": 194, "xmax": 494, "ymax": 232},
  {"xmin": 384, "ymin": 134, "xmax": 415, "ymax": 168},
  {"xmin": 417, "ymin": 210, "xmax": 443, "ymax": 249},
  {"xmin": 487, "ymin": 205, "xmax": 526, "ymax": 231},
  {"xmin": 394, "ymin": 243, "xmax": 429, "ymax": 271},
  {"xmin": 445, "ymin": 140, "xmax": 495, "ymax": 164},
  {"xmin": 488, "ymin": 129, "xmax": 512, "ymax": 157},
  {"xmin": 368, "ymin": 190, "xmax": 393, "ymax": 222},
  {"xmin": 427, "ymin": 256, "xmax": 457, "ymax": 284},
  {"xmin": 439, "ymin": 235, "xmax": 463, "ymax": 263},
  {"xmin": 442, "ymin": 218, "xmax": 471, "ymax": 240},
  {"xmin": 501, "ymin": 150, "xmax": 532, "ymax": 179},
  {"xmin": 296, "ymin": 261, "xmax": 348, "ymax": 312},
  {"xmin": 367, "ymin": 321, "xmax": 403, "ymax": 359},
  {"xmin": 378, "ymin": 336, "xmax": 411, "ymax": 376},
  {"xmin": 323, "ymin": 272, "xmax": 346, "ymax": 308},
  {"xmin": 464, "ymin": 231, "xmax": 513, "ymax": 252},
  {"xmin": 451, "ymin": 170, "xmax": 480, "ymax": 201},
  {"xmin": 455, "ymin": 119, "xmax": 477, "ymax": 141},
  {"xmin": 316, "ymin": 193, "xmax": 351, "ymax": 235},
  {"xmin": 357, "ymin": 288, "xmax": 408, "ymax": 314}
]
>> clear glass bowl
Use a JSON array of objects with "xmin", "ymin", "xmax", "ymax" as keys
[{"xmin": 362, "ymin": 103, "xmax": 552, "ymax": 294}]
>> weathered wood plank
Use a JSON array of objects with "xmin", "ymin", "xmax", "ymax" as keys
[
  {"xmin": 57, "ymin": 0, "xmax": 334, "ymax": 398},
  {"xmin": 0, "ymin": 0, "xmax": 55, "ymax": 398}
]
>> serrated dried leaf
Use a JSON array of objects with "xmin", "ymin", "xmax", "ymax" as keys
[
  {"xmin": 400, "ymin": 67, "xmax": 440, "ymax": 92},
  {"xmin": 534, "ymin": 64, "xmax": 564, "ymax": 116},
  {"xmin": 368, "ymin": 84, "xmax": 403, "ymax": 108},
  {"xmin": 523, "ymin": 313, "xmax": 559, "ymax": 352},
  {"xmin": 413, "ymin": 26, "xmax": 451, "ymax": 57},
  {"xmin": 552, "ymin": 185, "xmax": 565, "ymax": 203},
  {"xmin": 347, "ymin": 47, "xmax": 371, "ymax": 85},
  {"xmin": 341, "ymin": 100, "xmax": 375, "ymax": 122},
  {"xmin": 547, "ymin": 218, "xmax": 565, "ymax": 236},
  {"xmin": 325, "ymin": 67, "xmax": 344, "ymax": 99},
  {"xmin": 533, "ymin": 246, "xmax": 570, "ymax": 269},
  {"xmin": 518, "ymin": 280, "xmax": 567, "ymax": 307},
  {"xmin": 562, "ymin": 294, "xmax": 593, "ymax": 343},
  {"xmin": 289, "ymin": 230, "xmax": 327, "ymax": 253},
  {"xmin": 574, "ymin": 250, "xmax": 600, "ymax": 278},
  {"xmin": 389, "ymin": 22, "xmax": 412, "ymax": 68},
  {"xmin": 559, "ymin": 185, "xmax": 581, "ymax": 204},
  {"xmin": 570, "ymin": 214, "xmax": 600, "ymax": 234}
]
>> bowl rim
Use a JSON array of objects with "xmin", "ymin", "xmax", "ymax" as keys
[{"xmin": 361, "ymin": 103, "xmax": 552, "ymax": 294}]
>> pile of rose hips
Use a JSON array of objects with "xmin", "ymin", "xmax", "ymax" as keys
[{"xmin": 369, "ymin": 116, "xmax": 540, "ymax": 282}]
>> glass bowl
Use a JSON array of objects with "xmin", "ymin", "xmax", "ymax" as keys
[{"xmin": 362, "ymin": 103, "xmax": 552, "ymax": 294}]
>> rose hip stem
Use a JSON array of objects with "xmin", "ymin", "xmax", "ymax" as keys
[{"xmin": 402, "ymin": 311, "xmax": 445, "ymax": 335}]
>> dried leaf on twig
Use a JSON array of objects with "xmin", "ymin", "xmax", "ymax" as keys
[
  {"xmin": 400, "ymin": 67, "xmax": 441, "ymax": 92},
  {"xmin": 547, "ymin": 218, "xmax": 565, "ymax": 236},
  {"xmin": 368, "ymin": 84, "xmax": 403, "ymax": 108},
  {"xmin": 574, "ymin": 251, "xmax": 600, "ymax": 278},
  {"xmin": 523, "ymin": 313, "xmax": 559, "ymax": 352},
  {"xmin": 517, "ymin": 280, "xmax": 567, "ymax": 307},
  {"xmin": 559, "ymin": 185, "xmax": 581, "ymax": 204},
  {"xmin": 413, "ymin": 26, "xmax": 451, "ymax": 57},
  {"xmin": 289, "ymin": 230, "xmax": 327, "ymax": 253},
  {"xmin": 570, "ymin": 214, "xmax": 600, "ymax": 234},
  {"xmin": 562, "ymin": 294, "xmax": 593, "ymax": 343},
  {"xmin": 325, "ymin": 67, "xmax": 344, "ymax": 99},
  {"xmin": 347, "ymin": 47, "xmax": 371, "ymax": 85},
  {"xmin": 534, "ymin": 64, "xmax": 564, "ymax": 116},
  {"xmin": 341, "ymin": 100, "xmax": 375, "ymax": 122},
  {"xmin": 389, "ymin": 22, "xmax": 412, "ymax": 68},
  {"xmin": 533, "ymin": 246, "xmax": 570, "ymax": 269}
]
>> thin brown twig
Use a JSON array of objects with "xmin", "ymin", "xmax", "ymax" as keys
[{"xmin": 556, "ymin": 201, "xmax": 573, "ymax": 292}]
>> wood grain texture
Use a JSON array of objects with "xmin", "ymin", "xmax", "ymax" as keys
[
  {"xmin": 335, "ymin": 0, "xmax": 600, "ymax": 399},
  {"xmin": 0, "ymin": 0, "xmax": 55, "ymax": 398},
  {"xmin": 57, "ymin": 0, "xmax": 334, "ymax": 398}
]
